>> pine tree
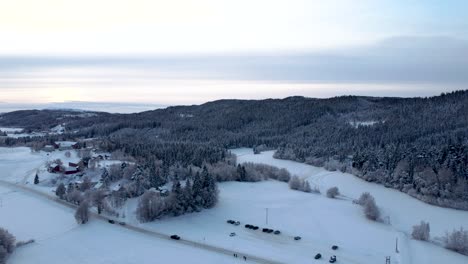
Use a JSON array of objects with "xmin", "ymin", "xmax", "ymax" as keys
[
  {"xmin": 192, "ymin": 171, "xmax": 203, "ymax": 210},
  {"xmin": 170, "ymin": 179, "xmax": 185, "ymax": 216},
  {"xmin": 183, "ymin": 178, "xmax": 195, "ymax": 213}
]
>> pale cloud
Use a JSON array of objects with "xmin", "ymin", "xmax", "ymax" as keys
[{"xmin": 1, "ymin": 0, "xmax": 466, "ymax": 54}]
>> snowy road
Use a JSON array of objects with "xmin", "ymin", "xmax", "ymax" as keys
[{"xmin": 0, "ymin": 180, "xmax": 285, "ymax": 264}]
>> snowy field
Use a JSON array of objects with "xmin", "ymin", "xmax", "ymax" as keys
[
  {"xmin": 1, "ymin": 147, "xmax": 468, "ymax": 264},
  {"xmin": 228, "ymin": 148, "xmax": 468, "ymax": 264},
  {"xmin": 0, "ymin": 185, "xmax": 234, "ymax": 264}
]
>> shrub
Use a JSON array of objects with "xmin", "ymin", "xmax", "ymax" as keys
[
  {"xmin": 326, "ymin": 187, "xmax": 340, "ymax": 198},
  {"xmin": 412, "ymin": 221, "xmax": 430, "ymax": 241},
  {"xmin": 356, "ymin": 192, "xmax": 373, "ymax": 206},
  {"xmin": 363, "ymin": 197, "xmax": 380, "ymax": 221},
  {"xmin": 444, "ymin": 227, "xmax": 468, "ymax": 256},
  {"xmin": 289, "ymin": 176, "xmax": 313, "ymax": 193},
  {"xmin": 74, "ymin": 201, "xmax": 90, "ymax": 224},
  {"xmin": 0, "ymin": 227, "xmax": 16, "ymax": 264}
]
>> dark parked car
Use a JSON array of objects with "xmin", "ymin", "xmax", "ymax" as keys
[
  {"xmin": 314, "ymin": 253, "xmax": 322, "ymax": 259},
  {"xmin": 108, "ymin": 219, "xmax": 115, "ymax": 224},
  {"xmin": 252, "ymin": 226, "xmax": 259, "ymax": 230},
  {"xmin": 170, "ymin": 235, "xmax": 181, "ymax": 240},
  {"xmin": 332, "ymin": 245, "xmax": 339, "ymax": 250},
  {"xmin": 245, "ymin": 224, "xmax": 252, "ymax": 228},
  {"xmin": 262, "ymin": 228, "xmax": 269, "ymax": 232},
  {"xmin": 227, "ymin": 220, "xmax": 235, "ymax": 224},
  {"xmin": 274, "ymin": 230, "xmax": 281, "ymax": 235},
  {"xmin": 294, "ymin": 236, "xmax": 301, "ymax": 241},
  {"xmin": 266, "ymin": 229, "xmax": 273, "ymax": 233},
  {"xmin": 329, "ymin": 255, "xmax": 337, "ymax": 263}
]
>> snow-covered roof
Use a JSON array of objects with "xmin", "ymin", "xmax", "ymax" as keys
[{"xmin": 56, "ymin": 141, "xmax": 77, "ymax": 147}]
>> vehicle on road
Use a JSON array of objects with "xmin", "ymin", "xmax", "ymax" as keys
[
  {"xmin": 108, "ymin": 219, "xmax": 115, "ymax": 224},
  {"xmin": 230, "ymin": 232, "xmax": 236, "ymax": 237},
  {"xmin": 170, "ymin": 235, "xmax": 181, "ymax": 240},
  {"xmin": 294, "ymin": 236, "xmax": 301, "ymax": 241},
  {"xmin": 332, "ymin": 245, "xmax": 339, "ymax": 250}
]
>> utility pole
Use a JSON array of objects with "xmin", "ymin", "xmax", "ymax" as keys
[
  {"xmin": 395, "ymin": 237, "xmax": 399, "ymax": 253},
  {"xmin": 265, "ymin": 208, "xmax": 269, "ymax": 225}
]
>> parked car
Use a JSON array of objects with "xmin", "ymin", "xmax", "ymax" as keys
[
  {"xmin": 252, "ymin": 226, "xmax": 259, "ymax": 230},
  {"xmin": 329, "ymin": 255, "xmax": 337, "ymax": 263},
  {"xmin": 294, "ymin": 236, "xmax": 301, "ymax": 241},
  {"xmin": 234, "ymin": 221, "xmax": 240, "ymax": 226},
  {"xmin": 245, "ymin": 224, "xmax": 252, "ymax": 228},
  {"xmin": 274, "ymin": 230, "xmax": 281, "ymax": 235},
  {"xmin": 266, "ymin": 229, "xmax": 273, "ymax": 233},
  {"xmin": 230, "ymin": 232, "xmax": 236, "ymax": 237},
  {"xmin": 119, "ymin": 222, "xmax": 126, "ymax": 226},
  {"xmin": 108, "ymin": 219, "xmax": 115, "ymax": 224},
  {"xmin": 314, "ymin": 253, "xmax": 322, "ymax": 260},
  {"xmin": 332, "ymin": 245, "xmax": 339, "ymax": 250},
  {"xmin": 262, "ymin": 228, "xmax": 269, "ymax": 232},
  {"xmin": 227, "ymin": 220, "xmax": 235, "ymax": 224},
  {"xmin": 170, "ymin": 235, "xmax": 181, "ymax": 240}
]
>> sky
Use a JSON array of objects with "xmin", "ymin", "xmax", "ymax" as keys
[{"xmin": 0, "ymin": 0, "xmax": 467, "ymax": 112}]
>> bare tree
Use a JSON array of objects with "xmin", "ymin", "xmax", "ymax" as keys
[
  {"xmin": 0, "ymin": 227, "xmax": 15, "ymax": 264},
  {"xmin": 289, "ymin": 176, "xmax": 302, "ymax": 190},
  {"xmin": 363, "ymin": 197, "xmax": 380, "ymax": 221},
  {"xmin": 326, "ymin": 187, "xmax": 340, "ymax": 198},
  {"xmin": 356, "ymin": 192, "xmax": 373, "ymax": 206},
  {"xmin": 136, "ymin": 190, "xmax": 167, "ymax": 222},
  {"xmin": 56, "ymin": 183, "xmax": 66, "ymax": 199},
  {"xmin": 74, "ymin": 201, "xmax": 90, "ymax": 224},
  {"xmin": 444, "ymin": 227, "xmax": 468, "ymax": 256},
  {"xmin": 412, "ymin": 221, "xmax": 430, "ymax": 241}
]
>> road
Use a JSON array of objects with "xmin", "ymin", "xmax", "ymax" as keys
[{"xmin": 0, "ymin": 180, "xmax": 286, "ymax": 264}]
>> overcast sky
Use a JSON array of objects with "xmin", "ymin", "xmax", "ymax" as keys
[{"xmin": 0, "ymin": 0, "xmax": 467, "ymax": 112}]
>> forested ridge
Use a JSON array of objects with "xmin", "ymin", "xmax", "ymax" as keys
[{"xmin": 1, "ymin": 90, "xmax": 467, "ymax": 209}]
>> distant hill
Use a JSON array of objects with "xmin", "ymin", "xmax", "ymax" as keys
[{"xmin": 1, "ymin": 90, "xmax": 467, "ymax": 209}]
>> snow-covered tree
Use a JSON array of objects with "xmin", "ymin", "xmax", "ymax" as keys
[
  {"xmin": 136, "ymin": 190, "xmax": 167, "ymax": 222},
  {"xmin": 56, "ymin": 183, "xmax": 66, "ymax": 199},
  {"xmin": 444, "ymin": 227, "xmax": 468, "ymax": 256},
  {"xmin": 326, "ymin": 187, "xmax": 340, "ymax": 198},
  {"xmin": 0, "ymin": 227, "xmax": 15, "ymax": 264},
  {"xmin": 412, "ymin": 221, "xmax": 430, "ymax": 241},
  {"xmin": 74, "ymin": 201, "xmax": 90, "ymax": 224},
  {"xmin": 363, "ymin": 197, "xmax": 380, "ymax": 221}
]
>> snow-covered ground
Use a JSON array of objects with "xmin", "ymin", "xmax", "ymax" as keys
[
  {"xmin": 2, "ymin": 147, "xmax": 468, "ymax": 264},
  {"xmin": 229, "ymin": 148, "xmax": 468, "ymax": 264},
  {"xmin": 0, "ymin": 185, "xmax": 234, "ymax": 264}
]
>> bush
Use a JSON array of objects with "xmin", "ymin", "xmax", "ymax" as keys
[
  {"xmin": 444, "ymin": 227, "xmax": 468, "ymax": 256},
  {"xmin": 356, "ymin": 192, "xmax": 373, "ymax": 206},
  {"xmin": 326, "ymin": 187, "xmax": 340, "ymax": 198},
  {"xmin": 412, "ymin": 221, "xmax": 430, "ymax": 241},
  {"xmin": 136, "ymin": 190, "xmax": 167, "ymax": 222},
  {"xmin": 0, "ymin": 227, "xmax": 16, "ymax": 264},
  {"xmin": 289, "ymin": 176, "xmax": 313, "ymax": 193},
  {"xmin": 56, "ymin": 183, "xmax": 66, "ymax": 199},
  {"xmin": 74, "ymin": 201, "xmax": 90, "ymax": 224},
  {"xmin": 363, "ymin": 197, "xmax": 380, "ymax": 221}
]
